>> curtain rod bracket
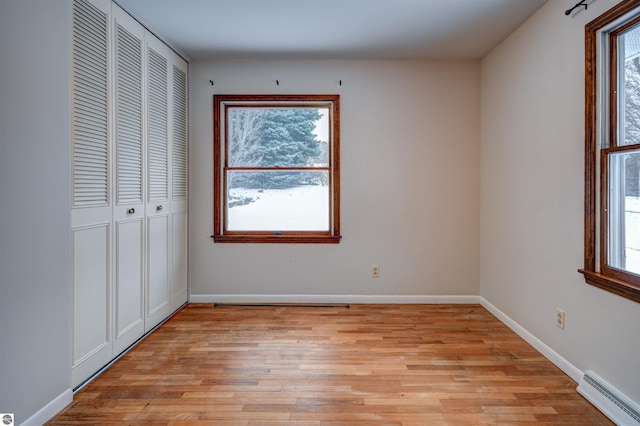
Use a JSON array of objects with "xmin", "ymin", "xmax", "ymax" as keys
[{"xmin": 565, "ymin": 0, "xmax": 588, "ymax": 16}]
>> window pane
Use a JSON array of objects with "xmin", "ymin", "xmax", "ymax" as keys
[
  {"xmin": 227, "ymin": 107, "xmax": 329, "ymax": 168},
  {"xmin": 620, "ymin": 26, "xmax": 640, "ymax": 146},
  {"xmin": 608, "ymin": 151, "xmax": 640, "ymax": 274},
  {"xmin": 227, "ymin": 108, "xmax": 267, "ymax": 167},
  {"xmin": 227, "ymin": 170, "xmax": 329, "ymax": 231}
]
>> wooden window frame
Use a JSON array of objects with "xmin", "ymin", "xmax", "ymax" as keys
[
  {"xmin": 212, "ymin": 94, "xmax": 341, "ymax": 244},
  {"xmin": 580, "ymin": 0, "xmax": 640, "ymax": 303}
]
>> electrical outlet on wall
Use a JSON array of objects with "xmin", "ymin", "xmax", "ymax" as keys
[
  {"xmin": 556, "ymin": 308, "xmax": 565, "ymax": 329},
  {"xmin": 371, "ymin": 265, "xmax": 380, "ymax": 278}
]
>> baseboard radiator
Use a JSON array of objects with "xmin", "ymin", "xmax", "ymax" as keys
[{"xmin": 577, "ymin": 371, "xmax": 640, "ymax": 425}]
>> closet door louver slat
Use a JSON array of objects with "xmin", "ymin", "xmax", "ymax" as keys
[
  {"xmin": 72, "ymin": 0, "xmax": 109, "ymax": 207},
  {"xmin": 115, "ymin": 23, "xmax": 143, "ymax": 205},
  {"xmin": 172, "ymin": 66, "xmax": 187, "ymax": 200}
]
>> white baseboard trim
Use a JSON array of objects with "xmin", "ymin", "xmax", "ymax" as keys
[
  {"xmin": 479, "ymin": 297, "xmax": 583, "ymax": 383},
  {"xmin": 21, "ymin": 388, "xmax": 72, "ymax": 426},
  {"xmin": 189, "ymin": 294, "xmax": 483, "ymax": 305}
]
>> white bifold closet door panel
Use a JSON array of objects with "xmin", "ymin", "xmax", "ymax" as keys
[
  {"xmin": 171, "ymin": 59, "xmax": 188, "ymax": 312},
  {"xmin": 71, "ymin": 0, "xmax": 113, "ymax": 388},
  {"xmin": 112, "ymin": 5, "xmax": 145, "ymax": 355},
  {"xmin": 145, "ymin": 34, "xmax": 172, "ymax": 332}
]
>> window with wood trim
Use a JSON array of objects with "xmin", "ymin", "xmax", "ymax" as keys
[
  {"xmin": 581, "ymin": 0, "xmax": 640, "ymax": 303},
  {"xmin": 212, "ymin": 94, "xmax": 340, "ymax": 243}
]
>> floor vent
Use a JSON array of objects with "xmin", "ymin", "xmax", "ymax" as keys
[
  {"xmin": 213, "ymin": 302, "xmax": 350, "ymax": 308},
  {"xmin": 577, "ymin": 371, "xmax": 640, "ymax": 425}
]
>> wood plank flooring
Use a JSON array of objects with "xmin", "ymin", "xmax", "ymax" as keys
[{"xmin": 49, "ymin": 304, "xmax": 612, "ymax": 425}]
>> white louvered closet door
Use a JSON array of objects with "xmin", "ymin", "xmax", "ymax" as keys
[
  {"xmin": 71, "ymin": 0, "xmax": 188, "ymax": 388},
  {"xmin": 71, "ymin": 0, "xmax": 113, "ymax": 388},
  {"xmin": 112, "ymin": 5, "xmax": 145, "ymax": 355},
  {"xmin": 145, "ymin": 34, "xmax": 172, "ymax": 331},
  {"xmin": 170, "ymin": 55, "xmax": 189, "ymax": 312}
]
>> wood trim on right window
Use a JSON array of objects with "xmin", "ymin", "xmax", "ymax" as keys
[{"xmin": 580, "ymin": 0, "xmax": 640, "ymax": 304}]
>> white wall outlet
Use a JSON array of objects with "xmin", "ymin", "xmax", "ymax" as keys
[
  {"xmin": 371, "ymin": 265, "xmax": 380, "ymax": 278},
  {"xmin": 556, "ymin": 308, "xmax": 565, "ymax": 329}
]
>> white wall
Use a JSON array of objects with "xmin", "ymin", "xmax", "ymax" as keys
[
  {"xmin": 481, "ymin": 0, "xmax": 640, "ymax": 402},
  {"xmin": 190, "ymin": 60, "xmax": 480, "ymax": 299},
  {"xmin": 0, "ymin": 0, "xmax": 73, "ymax": 423}
]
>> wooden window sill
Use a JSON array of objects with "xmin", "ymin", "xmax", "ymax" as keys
[
  {"xmin": 578, "ymin": 269, "xmax": 640, "ymax": 303},
  {"xmin": 212, "ymin": 235, "xmax": 342, "ymax": 244}
]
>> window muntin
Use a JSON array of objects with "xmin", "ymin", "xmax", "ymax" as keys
[
  {"xmin": 581, "ymin": 0, "xmax": 640, "ymax": 303},
  {"xmin": 213, "ymin": 95, "xmax": 340, "ymax": 243}
]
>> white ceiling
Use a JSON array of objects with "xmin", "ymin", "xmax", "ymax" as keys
[{"xmin": 116, "ymin": 0, "xmax": 548, "ymax": 60}]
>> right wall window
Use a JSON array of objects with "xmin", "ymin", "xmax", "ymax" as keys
[{"xmin": 581, "ymin": 0, "xmax": 640, "ymax": 303}]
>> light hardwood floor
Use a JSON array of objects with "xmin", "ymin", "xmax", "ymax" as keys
[{"xmin": 49, "ymin": 304, "xmax": 612, "ymax": 425}]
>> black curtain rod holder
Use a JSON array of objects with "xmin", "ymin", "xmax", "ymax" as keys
[{"xmin": 565, "ymin": 0, "xmax": 588, "ymax": 16}]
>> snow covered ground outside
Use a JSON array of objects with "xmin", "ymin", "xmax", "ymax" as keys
[
  {"xmin": 227, "ymin": 185, "xmax": 329, "ymax": 231},
  {"xmin": 625, "ymin": 196, "xmax": 640, "ymax": 274}
]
